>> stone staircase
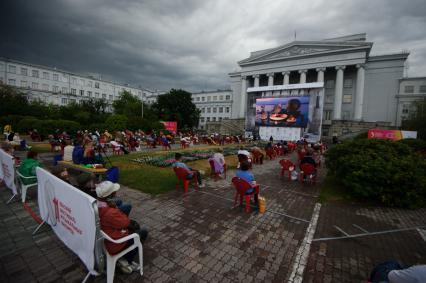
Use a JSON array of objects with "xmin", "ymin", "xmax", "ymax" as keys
[{"xmin": 205, "ymin": 118, "xmax": 245, "ymax": 135}]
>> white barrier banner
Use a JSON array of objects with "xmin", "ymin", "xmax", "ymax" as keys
[
  {"xmin": 36, "ymin": 167, "xmax": 97, "ymax": 274},
  {"xmin": 259, "ymin": 126, "xmax": 301, "ymax": 141},
  {"xmin": 0, "ymin": 149, "xmax": 17, "ymax": 195}
]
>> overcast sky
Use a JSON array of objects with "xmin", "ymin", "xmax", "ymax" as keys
[{"xmin": 1, "ymin": 0, "xmax": 425, "ymax": 92}]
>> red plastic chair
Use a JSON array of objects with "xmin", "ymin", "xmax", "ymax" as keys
[
  {"xmin": 173, "ymin": 167, "xmax": 198, "ymax": 193},
  {"xmin": 112, "ymin": 145, "xmax": 122, "ymax": 155},
  {"xmin": 297, "ymin": 150, "xmax": 306, "ymax": 164},
  {"xmin": 279, "ymin": 159, "xmax": 295, "ymax": 181},
  {"xmin": 252, "ymin": 151, "xmax": 264, "ymax": 164},
  {"xmin": 209, "ymin": 159, "xmax": 226, "ymax": 181},
  {"xmin": 231, "ymin": 177, "xmax": 259, "ymax": 213},
  {"xmin": 299, "ymin": 163, "xmax": 317, "ymax": 185},
  {"xmin": 266, "ymin": 148, "xmax": 275, "ymax": 160}
]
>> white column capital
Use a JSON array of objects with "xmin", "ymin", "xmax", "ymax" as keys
[
  {"xmin": 315, "ymin": 67, "xmax": 326, "ymax": 72},
  {"xmin": 253, "ymin": 74, "xmax": 260, "ymax": 78},
  {"xmin": 335, "ymin": 65, "xmax": 346, "ymax": 71},
  {"xmin": 267, "ymin": 73, "xmax": 274, "ymax": 77},
  {"xmin": 298, "ymin": 69, "xmax": 308, "ymax": 74},
  {"xmin": 356, "ymin": 64, "xmax": 365, "ymax": 69},
  {"xmin": 282, "ymin": 71, "xmax": 291, "ymax": 76}
]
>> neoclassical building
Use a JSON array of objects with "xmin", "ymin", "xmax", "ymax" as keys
[{"xmin": 229, "ymin": 33, "xmax": 410, "ymax": 137}]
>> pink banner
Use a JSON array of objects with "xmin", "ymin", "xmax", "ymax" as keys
[
  {"xmin": 161, "ymin": 121, "xmax": 177, "ymax": 134},
  {"xmin": 368, "ymin": 129, "xmax": 402, "ymax": 141}
]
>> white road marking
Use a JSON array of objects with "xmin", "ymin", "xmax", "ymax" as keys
[{"xmin": 288, "ymin": 202, "xmax": 321, "ymax": 283}]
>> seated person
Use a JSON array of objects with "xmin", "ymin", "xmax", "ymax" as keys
[
  {"xmin": 235, "ymin": 161, "xmax": 259, "ymax": 204},
  {"xmin": 97, "ymin": 184, "xmax": 148, "ymax": 274},
  {"xmin": 111, "ymin": 139, "xmax": 129, "ymax": 154},
  {"xmin": 300, "ymin": 149, "xmax": 317, "ymax": 167},
  {"xmin": 388, "ymin": 265, "xmax": 426, "ymax": 283},
  {"xmin": 96, "ymin": 181, "xmax": 132, "ymax": 216},
  {"xmin": 209, "ymin": 148, "xmax": 226, "ymax": 174},
  {"xmin": 75, "ymin": 172, "xmax": 97, "ymax": 197},
  {"xmin": 173, "ymin": 153, "xmax": 204, "ymax": 187},
  {"xmin": 50, "ymin": 165, "xmax": 70, "ymax": 183},
  {"xmin": 63, "ymin": 140, "xmax": 74, "ymax": 162},
  {"xmin": 237, "ymin": 149, "xmax": 252, "ymax": 168},
  {"xmin": 251, "ymin": 146, "xmax": 264, "ymax": 164},
  {"xmin": 18, "ymin": 151, "xmax": 42, "ymax": 185},
  {"xmin": 161, "ymin": 135, "xmax": 171, "ymax": 150}
]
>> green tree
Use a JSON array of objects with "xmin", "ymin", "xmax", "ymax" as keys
[
  {"xmin": 0, "ymin": 85, "xmax": 30, "ymax": 116},
  {"xmin": 152, "ymin": 89, "xmax": 200, "ymax": 129},
  {"xmin": 113, "ymin": 91, "xmax": 143, "ymax": 117},
  {"xmin": 402, "ymin": 98, "xmax": 426, "ymax": 140},
  {"xmin": 105, "ymin": 114, "xmax": 128, "ymax": 130}
]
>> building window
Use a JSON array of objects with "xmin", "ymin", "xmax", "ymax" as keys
[
  {"xmin": 95, "ymin": 92, "xmax": 100, "ymax": 98},
  {"xmin": 207, "ymin": 107, "xmax": 211, "ymax": 113},
  {"xmin": 21, "ymin": 81, "xmax": 27, "ymax": 88},
  {"xmin": 0, "ymin": 77, "xmax": 3, "ymax": 83},
  {"xmin": 196, "ymin": 97, "xmax": 200, "ymax": 102},
  {"xmin": 102, "ymin": 93, "xmax": 107, "ymax": 99},
  {"xmin": 324, "ymin": 110, "xmax": 332, "ymax": 120},
  {"xmin": 8, "ymin": 79, "xmax": 16, "ymax": 86},
  {"xmin": 87, "ymin": 91, "xmax": 92, "ymax": 97},
  {"xmin": 80, "ymin": 89, "xmax": 84, "ymax": 96},
  {"xmin": 213, "ymin": 107, "xmax": 217, "ymax": 113},
  {"xmin": 201, "ymin": 108, "xmax": 205, "ymax": 113},
  {"xmin": 207, "ymin": 96, "xmax": 211, "ymax": 102},
  {"xmin": 8, "ymin": 65, "xmax": 16, "ymax": 74},
  {"xmin": 32, "ymin": 82, "xmax": 39, "ymax": 89},
  {"xmin": 342, "ymin": 111, "xmax": 351, "ymax": 120},
  {"xmin": 219, "ymin": 117, "xmax": 222, "ymax": 121},
  {"xmin": 419, "ymin": 85, "xmax": 426, "ymax": 93},
  {"xmin": 213, "ymin": 96, "xmax": 217, "ymax": 101},
  {"xmin": 404, "ymin": 85, "xmax": 414, "ymax": 93},
  {"xmin": 53, "ymin": 86, "xmax": 59, "ymax": 93},
  {"xmin": 42, "ymin": 84, "xmax": 49, "ymax": 91},
  {"xmin": 80, "ymin": 79, "xmax": 85, "ymax": 85},
  {"xmin": 343, "ymin": 94, "xmax": 352, "ymax": 104},
  {"xmin": 219, "ymin": 107, "xmax": 223, "ymax": 113},
  {"xmin": 53, "ymin": 74, "xmax": 59, "ymax": 81},
  {"xmin": 212, "ymin": 117, "xmax": 216, "ymax": 122},
  {"xmin": 220, "ymin": 95, "xmax": 224, "ymax": 100},
  {"xmin": 61, "ymin": 98, "xmax": 68, "ymax": 105},
  {"xmin": 201, "ymin": 97, "xmax": 205, "ymax": 102},
  {"xmin": 32, "ymin": 70, "xmax": 39, "ymax": 78},
  {"xmin": 21, "ymin": 68, "xmax": 28, "ymax": 76},
  {"xmin": 325, "ymin": 95, "xmax": 333, "ymax": 104},
  {"xmin": 226, "ymin": 107, "xmax": 230, "ymax": 113},
  {"xmin": 62, "ymin": 87, "xmax": 67, "ymax": 93},
  {"xmin": 325, "ymin": 80, "xmax": 334, "ymax": 89},
  {"xmin": 206, "ymin": 117, "xmax": 210, "ymax": 122},
  {"xmin": 226, "ymin": 95, "xmax": 230, "ymax": 100},
  {"xmin": 71, "ymin": 77, "xmax": 77, "ymax": 84},
  {"xmin": 109, "ymin": 94, "xmax": 113, "ymax": 100},
  {"xmin": 43, "ymin": 72, "xmax": 49, "ymax": 79},
  {"xmin": 200, "ymin": 117, "xmax": 205, "ymax": 122},
  {"xmin": 343, "ymin": 78, "xmax": 353, "ymax": 88},
  {"xmin": 95, "ymin": 82, "xmax": 100, "ymax": 89},
  {"xmin": 71, "ymin": 88, "xmax": 76, "ymax": 95}
]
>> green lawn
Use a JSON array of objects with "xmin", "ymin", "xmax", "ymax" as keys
[{"xmin": 109, "ymin": 146, "xmax": 240, "ymax": 195}]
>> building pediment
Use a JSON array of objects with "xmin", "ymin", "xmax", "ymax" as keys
[{"xmin": 239, "ymin": 41, "xmax": 373, "ymax": 66}]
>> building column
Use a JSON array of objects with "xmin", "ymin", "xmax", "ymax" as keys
[
  {"xmin": 354, "ymin": 64, "xmax": 365, "ymax": 120},
  {"xmin": 299, "ymin": 69, "xmax": 307, "ymax": 84},
  {"xmin": 316, "ymin": 67, "xmax": 326, "ymax": 82},
  {"xmin": 254, "ymin": 74, "xmax": 260, "ymax": 87},
  {"xmin": 239, "ymin": 76, "xmax": 247, "ymax": 118},
  {"xmin": 282, "ymin": 71, "xmax": 290, "ymax": 85},
  {"xmin": 267, "ymin": 73, "xmax": 274, "ymax": 86},
  {"xmin": 333, "ymin": 65, "xmax": 346, "ymax": 120}
]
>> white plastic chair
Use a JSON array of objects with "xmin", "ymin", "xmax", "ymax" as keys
[
  {"xmin": 16, "ymin": 170, "xmax": 38, "ymax": 203},
  {"xmin": 100, "ymin": 230, "xmax": 143, "ymax": 283}
]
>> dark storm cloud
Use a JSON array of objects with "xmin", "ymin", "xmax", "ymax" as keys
[{"xmin": 1, "ymin": 0, "xmax": 426, "ymax": 92}]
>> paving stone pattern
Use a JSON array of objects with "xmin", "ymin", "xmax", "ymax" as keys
[{"xmin": 1, "ymin": 152, "xmax": 425, "ymax": 282}]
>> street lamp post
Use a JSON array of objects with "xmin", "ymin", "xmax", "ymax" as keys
[{"xmin": 141, "ymin": 94, "xmax": 145, "ymax": 118}]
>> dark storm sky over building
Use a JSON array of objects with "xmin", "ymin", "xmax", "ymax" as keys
[{"xmin": 1, "ymin": 0, "xmax": 426, "ymax": 91}]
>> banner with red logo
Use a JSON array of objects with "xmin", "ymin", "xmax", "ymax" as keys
[
  {"xmin": 0, "ymin": 149, "xmax": 17, "ymax": 195},
  {"xmin": 161, "ymin": 121, "xmax": 177, "ymax": 134},
  {"xmin": 368, "ymin": 129, "xmax": 417, "ymax": 141},
  {"xmin": 36, "ymin": 167, "xmax": 97, "ymax": 274}
]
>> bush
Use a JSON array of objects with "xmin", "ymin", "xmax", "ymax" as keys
[
  {"xmin": 0, "ymin": 115, "xmax": 35, "ymax": 132},
  {"xmin": 326, "ymin": 138, "xmax": 426, "ymax": 208},
  {"xmin": 397, "ymin": 138, "xmax": 426, "ymax": 152},
  {"xmin": 16, "ymin": 117, "xmax": 40, "ymax": 134},
  {"xmin": 105, "ymin": 114, "xmax": 128, "ymax": 131}
]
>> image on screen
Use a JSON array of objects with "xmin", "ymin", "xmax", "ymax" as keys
[{"xmin": 255, "ymin": 96, "xmax": 309, "ymax": 128}]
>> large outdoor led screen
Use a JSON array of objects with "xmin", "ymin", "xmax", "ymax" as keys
[{"xmin": 255, "ymin": 96, "xmax": 309, "ymax": 128}]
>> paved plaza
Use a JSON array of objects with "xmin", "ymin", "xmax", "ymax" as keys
[{"xmin": 0, "ymin": 152, "xmax": 425, "ymax": 282}]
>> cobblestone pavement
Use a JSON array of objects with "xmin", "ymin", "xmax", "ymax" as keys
[{"xmin": 1, "ymin": 152, "xmax": 425, "ymax": 282}]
